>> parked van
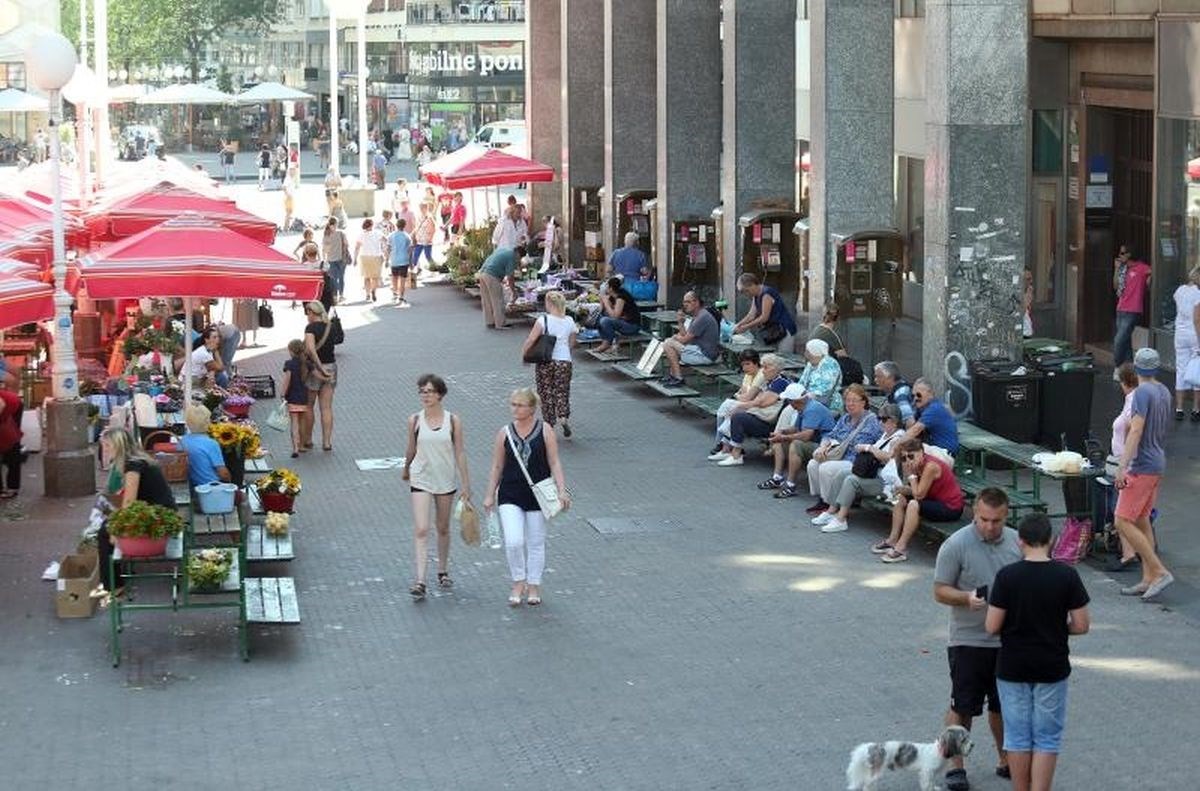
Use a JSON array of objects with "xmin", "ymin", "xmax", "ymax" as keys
[{"xmin": 473, "ymin": 121, "xmax": 526, "ymax": 151}]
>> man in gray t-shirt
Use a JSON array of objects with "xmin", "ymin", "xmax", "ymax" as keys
[
  {"xmin": 1115, "ymin": 348, "xmax": 1175, "ymax": 600},
  {"xmin": 660, "ymin": 291, "xmax": 720, "ymax": 387},
  {"xmin": 932, "ymin": 488, "xmax": 1021, "ymax": 790}
]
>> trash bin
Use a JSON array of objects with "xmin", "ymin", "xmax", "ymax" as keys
[
  {"xmin": 971, "ymin": 360, "xmax": 1043, "ymax": 443},
  {"xmin": 1036, "ymin": 354, "xmax": 1096, "ymax": 452}
]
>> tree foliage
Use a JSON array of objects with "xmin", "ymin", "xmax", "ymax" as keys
[{"xmin": 59, "ymin": 0, "xmax": 284, "ymax": 80}]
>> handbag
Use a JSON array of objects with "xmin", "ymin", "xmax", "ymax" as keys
[
  {"xmin": 523, "ymin": 316, "xmax": 556, "ymax": 364},
  {"xmin": 266, "ymin": 401, "xmax": 289, "ymax": 432},
  {"xmin": 329, "ymin": 311, "xmax": 345, "ymax": 345},
  {"xmin": 505, "ymin": 425, "xmax": 566, "ymax": 520},
  {"xmin": 1051, "ymin": 516, "xmax": 1093, "ymax": 565},
  {"xmin": 823, "ymin": 413, "xmax": 873, "ymax": 461},
  {"xmin": 759, "ymin": 321, "xmax": 787, "ymax": 345},
  {"xmin": 852, "ymin": 432, "xmax": 898, "ymax": 478},
  {"xmin": 257, "ymin": 302, "xmax": 275, "ymax": 328}
]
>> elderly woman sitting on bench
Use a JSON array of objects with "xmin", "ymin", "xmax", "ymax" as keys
[
  {"xmin": 708, "ymin": 353, "xmax": 791, "ymax": 467},
  {"xmin": 709, "ymin": 349, "xmax": 764, "ymax": 456}
]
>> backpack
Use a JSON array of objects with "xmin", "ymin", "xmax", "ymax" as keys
[{"xmin": 837, "ymin": 355, "xmax": 865, "ymax": 387}]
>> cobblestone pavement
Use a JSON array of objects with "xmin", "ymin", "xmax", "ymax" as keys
[{"xmin": 1, "ymin": 187, "xmax": 1197, "ymax": 789}]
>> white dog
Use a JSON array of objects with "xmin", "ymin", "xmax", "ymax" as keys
[{"xmin": 845, "ymin": 725, "xmax": 974, "ymax": 790}]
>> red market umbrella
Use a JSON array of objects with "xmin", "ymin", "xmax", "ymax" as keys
[
  {"xmin": 0, "ymin": 196, "xmax": 90, "ymax": 251},
  {"xmin": 0, "ymin": 272, "xmax": 54, "ymax": 330},
  {"xmin": 0, "ymin": 257, "xmax": 42, "ymax": 279},
  {"xmin": 69, "ymin": 213, "xmax": 322, "ymax": 301},
  {"xmin": 419, "ymin": 145, "xmax": 555, "ymax": 190},
  {"xmin": 84, "ymin": 185, "xmax": 274, "ymax": 244}
]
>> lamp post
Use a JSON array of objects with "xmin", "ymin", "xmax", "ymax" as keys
[{"xmin": 28, "ymin": 32, "xmax": 94, "ymax": 497}]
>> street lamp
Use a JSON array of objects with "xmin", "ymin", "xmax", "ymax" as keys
[{"xmin": 27, "ymin": 32, "xmax": 94, "ymax": 497}]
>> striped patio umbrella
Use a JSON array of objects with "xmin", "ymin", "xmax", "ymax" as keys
[
  {"xmin": 0, "ymin": 272, "xmax": 54, "ymax": 330},
  {"xmin": 84, "ymin": 184, "xmax": 273, "ymax": 244}
]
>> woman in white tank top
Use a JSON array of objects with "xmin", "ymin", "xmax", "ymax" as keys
[
  {"xmin": 402, "ymin": 374, "xmax": 471, "ymax": 601},
  {"xmin": 521, "ymin": 290, "xmax": 579, "ymax": 438}
]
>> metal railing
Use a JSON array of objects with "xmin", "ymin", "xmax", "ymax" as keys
[{"xmin": 405, "ymin": 0, "xmax": 525, "ymax": 25}]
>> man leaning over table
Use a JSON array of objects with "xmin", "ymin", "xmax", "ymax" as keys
[{"xmin": 478, "ymin": 244, "xmax": 527, "ymax": 330}]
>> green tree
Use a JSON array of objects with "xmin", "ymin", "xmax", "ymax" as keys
[
  {"xmin": 60, "ymin": 0, "xmax": 284, "ymax": 81},
  {"xmin": 216, "ymin": 64, "xmax": 233, "ymax": 94}
]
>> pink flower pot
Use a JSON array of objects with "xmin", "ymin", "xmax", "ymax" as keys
[{"xmin": 115, "ymin": 536, "xmax": 169, "ymax": 558}]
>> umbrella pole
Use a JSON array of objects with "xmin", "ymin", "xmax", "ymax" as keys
[{"xmin": 183, "ymin": 296, "xmax": 193, "ymax": 411}]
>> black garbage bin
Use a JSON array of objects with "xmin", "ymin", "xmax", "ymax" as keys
[
  {"xmin": 971, "ymin": 360, "xmax": 1043, "ymax": 443},
  {"xmin": 1036, "ymin": 354, "xmax": 1096, "ymax": 451}
]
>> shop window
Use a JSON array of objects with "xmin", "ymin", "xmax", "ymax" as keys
[
  {"xmin": 1153, "ymin": 117, "xmax": 1200, "ymax": 336},
  {"xmin": 895, "ymin": 155, "xmax": 924, "ymax": 285},
  {"xmin": 1032, "ymin": 110, "xmax": 1062, "ymax": 175},
  {"xmin": 894, "ymin": 0, "xmax": 925, "ymax": 17}
]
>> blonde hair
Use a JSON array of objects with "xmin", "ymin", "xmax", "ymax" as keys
[
  {"xmin": 287, "ymin": 339, "xmax": 305, "ymax": 357},
  {"xmin": 511, "ymin": 387, "xmax": 539, "ymax": 409},
  {"xmin": 306, "ymin": 301, "xmax": 328, "ymax": 320},
  {"xmin": 544, "ymin": 290, "xmax": 566, "ymax": 312},
  {"xmin": 101, "ymin": 427, "xmax": 152, "ymax": 469},
  {"xmin": 1189, "ymin": 265, "xmax": 1200, "ymax": 286},
  {"xmin": 185, "ymin": 403, "xmax": 212, "ymax": 434}
]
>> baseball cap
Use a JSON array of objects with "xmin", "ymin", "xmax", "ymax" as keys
[
  {"xmin": 780, "ymin": 383, "xmax": 808, "ymax": 401},
  {"xmin": 1133, "ymin": 347, "xmax": 1159, "ymax": 375}
]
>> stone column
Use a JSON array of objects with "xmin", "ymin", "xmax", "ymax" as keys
[
  {"xmin": 603, "ymin": 0, "xmax": 657, "ymax": 252},
  {"xmin": 921, "ymin": 0, "xmax": 1028, "ymax": 392},
  {"xmin": 719, "ymin": 0, "xmax": 796, "ymax": 309},
  {"xmin": 656, "ymin": 0, "xmax": 722, "ymax": 301},
  {"xmin": 526, "ymin": 0, "xmax": 562, "ymax": 225},
  {"xmin": 808, "ymin": 1, "xmax": 894, "ymax": 335},
  {"xmin": 561, "ymin": 0, "xmax": 606, "ymax": 265}
]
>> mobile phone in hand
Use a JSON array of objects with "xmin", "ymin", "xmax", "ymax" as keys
[{"xmin": 975, "ymin": 585, "xmax": 988, "ymax": 602}]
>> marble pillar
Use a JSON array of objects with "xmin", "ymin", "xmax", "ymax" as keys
[
  {"xmin": 656, "ymin": 0, "xmax": 723, "ymax": 302},
  {"xmin": 561, "ymin": 0, "xmax": 606, "ymax": 265},
  {"xmin": 808, "ymin": 1, "xmax": 894, "ymax": 336},
  {"xmin": 720, "ymin": 0, "xmax": 796, "ymax": 310},
  {"xmin": 922, "ymin": 0, "xmax": 1028, "ymax": 393},
  {"xmin": 526, "ymin": 0, "xmax": 562, "ymax": 225},
  {"xmin": 603, "ymin": 0, "xmax": 657, "ymax": 253}
]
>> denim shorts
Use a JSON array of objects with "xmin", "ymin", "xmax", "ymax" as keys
[{"xmin": 997, "ymin": 678, "xmax": 1069, "ymax": 753}]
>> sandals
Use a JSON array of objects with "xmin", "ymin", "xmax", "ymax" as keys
[
  {"xmin": 773, "ymin": 486, "xmax": 797, "ymax": 499},
  {"xmin": 437, "ymin": 571, "xmax": 453, "ymax": 589},
  {"xmin": 880, "ymin": 548, "xmax": 908, "ymax": 563},
  {"xmin": 507, "ymin": 593, "xmax": 522, "ymax": 606},
  {"xmin": 526, "ymin": 594, "xmax": 541, "ymax": 606},
  {"xmin": 870, "ymin": 540, "xmax": 894, "ymax": 555},
  {"xmin": 408, "ymin": 582, "xmax": 427, "ymax": 601},
  {"xmin": 757, "ymin": 477, "xmax": 783, "ymax": 490}
]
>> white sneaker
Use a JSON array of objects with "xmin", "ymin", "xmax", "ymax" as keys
[
  {"xmin": 717, "ymin": 455, "xmax": 744, "ymax": 466},
  {"xmin": 820, "ymin": 517, "xmax": 849, "ymax": 533},
  {"xmin": 811, "ymin": 512, "xmax": 834, "ymax": 526},
  {"xmin": 707, "ymin": 451, "xmax": 730, "ymax": 461},
  {"xmin": 1112, "ymin": 369, "xmax": 1121, "ymax": 382}
]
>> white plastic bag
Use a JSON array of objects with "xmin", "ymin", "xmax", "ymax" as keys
[
  {"xmin": 266, "ymin": 401, "xmax": 289, "ymax": 432},
  {"xmin": 486, "ymin": 510, "xmax": 502, "ymax": 549}
]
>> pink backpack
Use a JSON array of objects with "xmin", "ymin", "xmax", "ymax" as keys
[{"xmin": 1051, "ymin": 517, "xmax": 1092, "ymax": 565}]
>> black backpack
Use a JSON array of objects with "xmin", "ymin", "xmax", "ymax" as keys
[{"xmin": 837, "ymin": 355, "xmax": 865, "ymax": 387}]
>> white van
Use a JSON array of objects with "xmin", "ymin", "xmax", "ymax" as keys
[{"xmin": 473, "ymin": 121, "xmax": 526, "ymax": 151}]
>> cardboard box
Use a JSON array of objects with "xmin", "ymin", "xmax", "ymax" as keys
[{"xmin": 56, "ymin": 553, "xmax": 99, "ymax": 619}]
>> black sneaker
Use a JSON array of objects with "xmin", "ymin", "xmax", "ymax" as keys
[
  {"xmin": 757, "ymin": 477, "xmax": 783, "ymax": 490},
  {"xmin": 804, "ymin": 500, "xmax": 829, "ymax": 515},
  {"xmin": 1105, "ymin": 555, "xmax": 1141, "ymax": 573},
  {"xmin": 661, "ymin": 376, "xmax": 685, "ymax": 388},
  {"xmin": 1176, "ymin": 409, "xmax": 1185, "ymax": 421}
]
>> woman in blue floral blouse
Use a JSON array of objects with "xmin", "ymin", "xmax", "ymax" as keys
[{"xmin": 796, "ymin": 338, "xmax": 843, "ymax": 413}]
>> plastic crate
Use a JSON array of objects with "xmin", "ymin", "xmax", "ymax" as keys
[{"xmin": 243, "ymin": 375, "xmax": 276, "ymax": 399}]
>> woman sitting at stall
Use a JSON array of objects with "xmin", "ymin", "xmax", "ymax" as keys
[
  {"xmin": 795, "ymin": 338, "xmax": 843, "ymax": 412},
  {"xmin": 98, "ymin": 427, "xmax": 177, "ymax": 592},
  {"xmin": 873, "ymin": 437, "xmax": 965, "ymax": 563}
]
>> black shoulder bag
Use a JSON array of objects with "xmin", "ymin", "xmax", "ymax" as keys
[{"xmin": 523, "ymin": 316, "xmax": 556, "ymax": 364}]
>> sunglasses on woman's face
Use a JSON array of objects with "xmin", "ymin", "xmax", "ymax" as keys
[{"xmin": 902, "ymin": 453, "xmax": 919, "ymax": 462}]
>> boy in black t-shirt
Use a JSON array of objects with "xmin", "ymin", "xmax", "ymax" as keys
[{"xmin": 986, "ymin": 514, "xmax": 1091, "ymax": 791}]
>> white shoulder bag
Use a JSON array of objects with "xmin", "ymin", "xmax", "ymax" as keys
[{"xmin": 505, "ymin": 425, "xmax": 566, "ymax": 520}]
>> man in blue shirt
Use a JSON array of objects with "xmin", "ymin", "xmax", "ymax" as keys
[
  {"xmin": 607, "ymin": 231, "xmax": 649, "ymax": 282},
  {"xmin": 387, "ymin": 219, "xmax": 414, "ymax": 307},
  {"xmin": 909, "ymin": 378, "xmax": 959, "ymax": 454},
  {"xmin": 179, "ymin": 405, "xmax": 230, "ymax": 488},
  {"xmin": 874, "ymin": 360, "xmax": 916, "ymax": 427},
  {"xmin": 759, "ymin": 384, "xmax": 836, "ymax": 497}
]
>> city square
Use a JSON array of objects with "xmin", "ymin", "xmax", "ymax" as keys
[{"xmin": 2, "ymin": 2, "xmax": 1200, "ymax": 790}]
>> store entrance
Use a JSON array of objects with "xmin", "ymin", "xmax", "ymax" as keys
[{"xmin": 1082, "ymin": 106, "xmax": 1153, "ymax": 346}]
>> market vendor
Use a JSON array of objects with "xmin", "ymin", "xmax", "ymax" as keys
[
  {"xmin": 178, "ymin": 404, "xmax": 230, "ymax": 487},
  {"xmin": 188, "ymin": 326, "xmax": 228, "ymax": 387}
]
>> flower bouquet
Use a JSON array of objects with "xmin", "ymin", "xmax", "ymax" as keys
[
  {"xmin": 106, "ymin": 501, "xmax": 184, "ymax": 558},
  {"xmin": 187, "ymin": 548, "xmax": 234, "ymax": 592},
  {"xmin": 264, "ymin": 511, "xmax": 290, "ymax": 537},
  {"xmin": 255, "ymin": 468, "xmax": 301, "ymax": 513},
  {"xmin": 207, "ymin": 421, "xmax": 262, "ymax": 458},
  {"xmin": 222, "ymin": 393, "xmax": 256, "ymax": 419}
]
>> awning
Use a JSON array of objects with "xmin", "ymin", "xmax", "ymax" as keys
[
  {"xmin": 136, "ymin": 83, "xmax": 233, "ymax": 106},
  {"xmin": 0, "ymin": 273, "xmax": 54, "ymax": 330},
  {"xmin": 85, "ymin": 184, "xmax": 274, "ymax": 244},
  {"xmin": 235, "ymin": 81, "xmax": 314, "ymax": 103},
  {"xmin": 419, "ymin": 144, "xmax": 554, "ymax": 190}
]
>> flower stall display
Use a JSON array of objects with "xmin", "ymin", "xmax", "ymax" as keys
[
  {"xmin": 221, "ymin": 393, "xmax": 255, "ymax": 419},
  {"xmin": 264, "ymin": 511, "xmax": 290, "ymax": 537},
  {"xmin": 255, "ymin": 468, "xmax": 301, "ymax": 513},
  {"xmin": 105, "ymin": 501, "xmax": 185, "ymax": 558},
  {"xmin": 207, "ymin": 420, "xmax": 262, "ymax": 487},
  {"xmin": 186, "ymin": 548, "xmax": 234, "ymax": 592}
]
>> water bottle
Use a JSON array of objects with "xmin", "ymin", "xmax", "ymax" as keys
[{"xmin": 486, "ymin": 511, "xmax": 502, "ymax": 549}]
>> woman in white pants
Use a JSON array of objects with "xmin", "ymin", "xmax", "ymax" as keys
[
  {"xmin": 803, "ymin": 384, "xmax": 881, "ymax": 516},
  {"xmin": 483, "ymin": 388, "xmax": 570, "ymax": 606},
  {"xmin": 1172, "ymin": 265, "xmax": 1200, "ymax": 420}
]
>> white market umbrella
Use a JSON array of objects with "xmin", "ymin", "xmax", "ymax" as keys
[
  {"xmin": 137, "ymin": 83, "xmax": 233, "ymax": 151},
  {"xmin": 234, "ymin": 82, "xmax": 313, "ymax": 103},
  {"xmin": 0, "ymin": 87, "xmax": 48, "ymax": 112}
]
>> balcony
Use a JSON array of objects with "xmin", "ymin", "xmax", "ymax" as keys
[{"xmin": 406, "ymin": 1, "xmax": 525, "ymax": 26}]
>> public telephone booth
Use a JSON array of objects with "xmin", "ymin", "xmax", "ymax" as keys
[
  {"xmin": 614, "ymin": 190, "xmax": 655, "ymax": 261},
  {"xmin": 832, "ymin": 229, "xmax": 905, "ymax": 364},
  {"xmin": 737, "ymin": 208, "xmax": 804, "ymax": 321},
  {"xmin": 662, "ymin": 217, "xmax": 720, "ymax": 308},
  {"xmin": 570, "ymin": 186, "xmax": 604, "ymax": 274}
]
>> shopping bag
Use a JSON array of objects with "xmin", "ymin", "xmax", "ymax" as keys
[
  {"xmin": 265, "ymin": 401, "xmax": 289, "ymax": 432},
  {"xmin": 458, "ymin": 497, "xmax": 481, "ymax": 546},
  {"xmin": 1051, "ymin": 516, "xmax": 1093, "ymax": 565}
]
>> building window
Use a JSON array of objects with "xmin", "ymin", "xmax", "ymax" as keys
[
  {"xmin": 1152, "ymin": 117, "xmax": 1200, "ymax": 352},
  {"xmin": 895, "ymin": 0, "xmax": 925, "ymax": 18},
  {"xmin": 1032, "ymin": 110, "xmax": 1062, "ymax": 175}
]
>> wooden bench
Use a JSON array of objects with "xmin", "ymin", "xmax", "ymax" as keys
[
  {"xmin": 682, "ymin": 394, "xmax": 726, "ymax": 417},
  {"xmin": 584, "ymin": 331, "xmax": 652, "ymax": 362},
  {"xmin": 859, "ymin": 496, "xmax": 960, "ymax": 544},
  {"xmin": 643, "ymin": 379, "xmax": 700, "ymax": 399},
  {"xmin": 245, "ymin": 525, "xmax": 295, "ymax": 562},
  {"xmin": 610, "ymin": 361, "xmax": 658, "ymax": 381},
  {"xmin": 244, "ymin": 577, "xmax": 302, "ymax": 624},
  {"xmin": 956, "ymin": 475, "xmax": 1046, "ymax": 520}
]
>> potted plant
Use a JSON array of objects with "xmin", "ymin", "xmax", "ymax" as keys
[
  {"xmin": 105, "ymin": 501, "xmax": 184, "ymax": 558},
  {"xmin": 255, "ymin": 468, "xmax": 302, "ymax": 513},
  {"xmin": 221, "ymin": 393, "xmax": 255, "ymax": 419},
  {"xmin": 186, "ymin": 548, "xmax": 234, "ymax": 592}
]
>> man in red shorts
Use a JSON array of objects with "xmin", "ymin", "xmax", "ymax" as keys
[{"xmin": 1115, "ymin": 348, "xmax": 1174, "ymax": 600}]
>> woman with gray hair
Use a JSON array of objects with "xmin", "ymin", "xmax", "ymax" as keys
[
  {"xmin": 811, "ymin": 404, "xmax": 905, "ymax": 533},
  {"xmin": 1172, "ymin": 264, "xmax": 1200, "ymax": 420},
  {"xmin": 796, "ymin": 338, "xmax": 843, "ymax": 412}
]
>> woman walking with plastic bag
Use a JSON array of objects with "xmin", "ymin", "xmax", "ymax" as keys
[
  {"xmin": 402, "ymin": 374, "xmax": 471, "ymax": 602},
  {"xmin": 483, "ymin": 388, "xmax": 570, "ymax": 607}
]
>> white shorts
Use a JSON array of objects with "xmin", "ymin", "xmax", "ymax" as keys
[{"xmin": 679, "ymin": 345, "xmax": 717, "ymax": 366}]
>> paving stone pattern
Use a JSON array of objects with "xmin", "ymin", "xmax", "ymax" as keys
[{"xmin": 1, "ymin": 272, "xmax": 1197, "ymax": 789}]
